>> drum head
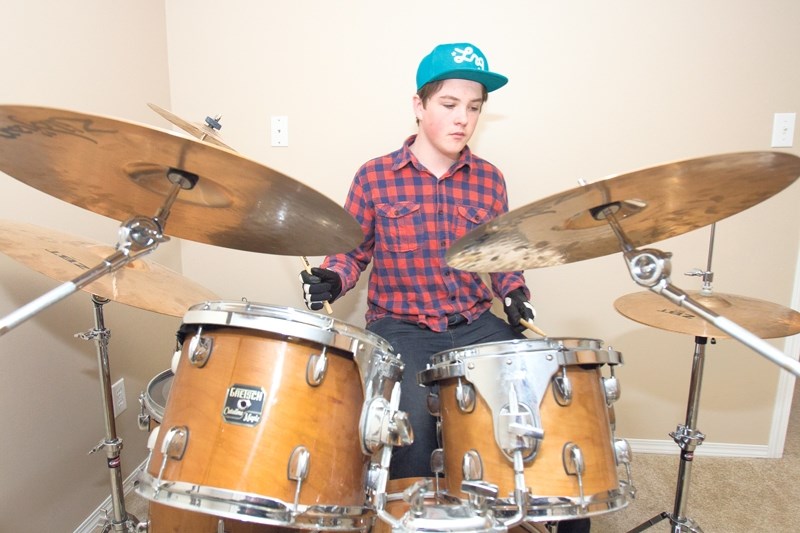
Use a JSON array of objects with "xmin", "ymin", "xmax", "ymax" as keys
[{"xmin": 144, "ymin": 369, "xmax": 173, "ymax": 424}]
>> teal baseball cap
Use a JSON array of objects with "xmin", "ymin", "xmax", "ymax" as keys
[{"xmin": 416, "ymin": 42, "xmax": 508, "ymax": 92}]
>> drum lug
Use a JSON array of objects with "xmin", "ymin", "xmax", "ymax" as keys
[
  {"xmin": 426, "ymin": 391, "xmax": 440, "ymax": 416},
  {"xmin": 154, "ymin": 426, "xmax": 189, "ymax": 497},
  {"xmin": 552, "ymin": 366, "xmax": 572, "ymax": 406},
  {"xmin": 614, "ymin": 437, "xmax": 635, "ymax": 491},
  {"xmin": 306, "ymin": 347, "xmax": 328, "ymax": 387},
  {"xmin": 462, "ymin": 449, "xmax": 484, "ymax": 481},
  {"xmin": 603, "ymin": 366, "xmax": 621, "ymax": 405},
  {"xmin": 562, "ymin": 442, "xmax": 586, "ymax": 509},
  {"xmin": 137, "ymin": 391, "xmax": 150, "ymax": 431},
  {"xmin": 287, "ymin": 446, "xmax": 311, "ymax": 513},
  {"xmin": 456, "ymin": 378, "xmax": 476, "ymax": 413},
  {"xmin": 188, "ymin": 326, "xmax": 213, "ymax": 367}
]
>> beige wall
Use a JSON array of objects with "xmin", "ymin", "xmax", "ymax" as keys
[
  {"xmin": 0, "ymin": 2, "xmax": 175, "ymax": 532},
  {"xmin": 1, "ymin": 1, "xmax": 798, "ymax": 531}
]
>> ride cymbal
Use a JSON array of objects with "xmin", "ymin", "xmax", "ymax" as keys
[
  {"xmin": 147, "ymin": 103, "xmax": 233, "ymax": 150},
  {"xmin": 0, "ymin": 105, "xmax": 362, "ymax": 256},
  {"xmin": 446, "ymin": 152, "xmax": 800, "ymax": 272},
  {"xmin": 0, "ymin": 219, "xmax": 218, "ymax": 317},
  {"xmin": 614, "ymin": 290, "xmax": 800, "ymax": 339}
]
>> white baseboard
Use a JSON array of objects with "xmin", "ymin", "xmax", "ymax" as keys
[
  {"xmin": 628, "ymin": 438, "xmax": 770, "ymax": 458},
  {"xmin": 73, "ymin": 461, "xmax": 146, "ymax": 533}
]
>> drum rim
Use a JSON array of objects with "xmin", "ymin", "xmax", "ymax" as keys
[
  {"xmin": 419, "ymin": 337, "xmax": 622, "ymax": 385},
  {"xmin": 136, "ymin": 469, "xmax": 374, "ymax": 529},
  {"xmin": 143, "ymin": 368, "xmax": 173, "ymax": 423},
  {"xmin": 183, "ymin": 300, "xmax": 397, "ymax": 359}
]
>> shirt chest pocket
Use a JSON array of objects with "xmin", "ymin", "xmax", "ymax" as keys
[
  {"xmin": 376, "ymin": 201, "xmax": 421, "ymax": 253},
  {"xmin": 455, "ymin": 205, "xmax": 490, "ymax": 236}
]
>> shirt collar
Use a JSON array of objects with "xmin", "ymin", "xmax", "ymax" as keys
[{"xmin": 393, "ymin": 134, "xmax": 473, "ymax": 177}]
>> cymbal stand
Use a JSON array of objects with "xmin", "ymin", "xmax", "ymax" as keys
[
  {"xmin": 76, "ymin": 295, "xmax": 140, "ymax": 532},
  {"xmin": 626, "ymin": 224, "xmax": 721, "ymax": 533},
  {"xmin": 0, "ymin": 168, "xmax": 197, "ymax": 336}
]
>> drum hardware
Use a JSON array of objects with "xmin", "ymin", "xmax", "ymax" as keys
[
  {"xmin": 288, "ymin": 446, "xmax": 312, "ymax": 513},
  {"xmin": 602, "ymin": 367, "xmax": 620, "ymax": 405},
  {"xmin": 561, "ymin": 443, "xmax": 586, "ymax": 508},
  {"xmin": 615, "ymin": 223, "xmax": 800, "ymax": 533},
  {"xmin": 187, "ymin": 325, "xmax": 213, "ymax": 367},
  {"xmin": 360, "ymin": 385, "xmax": 414, "ymax": 456},
  {"xmin": 306, "ymin": 346, "xmax": 329, "ymax": 386},
  {"xmin": 446, "ymin": 151, "xmax": 800, "ymax": 377},
  {"xmin": 456, "ymin": 377, "xmax": 476, "ymax": 412},
  {"xmin": 72, "ymin": 295, "xmax": 142, "ymax": 532},
  {"xmin": 552, "ymin": 368, "xmax": 572, "ymax": 406}
]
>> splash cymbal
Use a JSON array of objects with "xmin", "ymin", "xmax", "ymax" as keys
[
  {"xmin": 446, "ymin": 152, "xmax": 800, "ymax": 272},
  {"xmin": 0, "ymin": 219, "xmax": 218, "ymax": 317},
  {"xmin": 147, "ymin": 103, "xmax": 233, "ymax": 150},
  {"xmin": 0, "ymin": 105, "xmax": 362, "ymax": 256},
  {"xmin": 614, "ymin": 290, "xmax": 800, "ymax": 339}
]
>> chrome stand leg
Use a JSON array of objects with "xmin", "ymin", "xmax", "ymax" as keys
[
  {"xmin": 79, "ymin": 295, "xmax": 142, "ymax": 532},
  {"xmin": 627, "ymin": 336, "xmax": 708, "ymax": 533}
]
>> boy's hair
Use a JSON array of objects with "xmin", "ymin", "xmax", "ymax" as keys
[{"xmin": 417, "ymin": 80, "xmax": 489, "ymax": 106}]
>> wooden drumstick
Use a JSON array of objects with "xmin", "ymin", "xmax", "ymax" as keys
[
  {"xmin": 301, "ymin": 256, "xmax": 333, "ymax": 314},
  {"xmin": 520, "ymin": 318, "xmax": 547, "ymax": 337}
]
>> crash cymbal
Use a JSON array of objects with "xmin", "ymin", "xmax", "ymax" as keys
[
  {"xmin": 147, "ymin": 103, "xmax": 233, "ymax": 150},
  {"xmin": 614, "ymin": 290, "xmax": 800, "ymax": 339},
  {"xmin": 0, "ymin": 105, "xmax": 362, "ymax": 256},
  {"xmin": 0, "ymin": 219, "xmax": 219, "ymax": 317},
  {"xmin": 446, "ymin": 152, "xmax": 800, "ymax": 272}
]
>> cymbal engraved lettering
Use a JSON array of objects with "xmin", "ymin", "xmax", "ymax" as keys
[{"xmin": 0, "ymin": 116, "xmax": 115, "ymax": 143}]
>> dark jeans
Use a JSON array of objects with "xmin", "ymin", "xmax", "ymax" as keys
[{"xmin": 367, "ymin": 311, "xmax": 590, "ymax": 532}]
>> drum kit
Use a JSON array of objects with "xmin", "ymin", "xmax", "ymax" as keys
[{"xmin": 1, "ymin": 103, "xmax": 800, "ymax": 533}]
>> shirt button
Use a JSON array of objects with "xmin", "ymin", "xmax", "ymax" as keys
[
  {"xmin": 450, "ymin": 296, "xmax": 456, "ymax": 301},
  {"xmin": 441, "ymin": 241, "xmax": 446, "ymax": 247}
]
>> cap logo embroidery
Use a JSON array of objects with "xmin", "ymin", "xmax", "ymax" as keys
[{"xmin": 451, "ymin": 46, "xmax": 485, "ymax": 70}]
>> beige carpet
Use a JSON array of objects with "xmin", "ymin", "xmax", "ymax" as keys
[{"xmin": 124, "ymin": 380, "xmax": 799, "ymax": 532}]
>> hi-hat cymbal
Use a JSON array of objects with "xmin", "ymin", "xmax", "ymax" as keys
[
  {"xmin": 0, "ymin": 105, "xmax": 362, "ymax": 256},
  {"xmin": 614, "ymin": 290, "xmax": 800, "ymax": 339},
  {"xmin": 0, "ymin": 219, "xmax": 219, "ymax": 317},
  {"xmin": 147, "ymin": 103, "xmax": 233, "ymax": 150},
  {"xmin": 446, "ymin": 152, "xmax": 800, "ymax": 272}
]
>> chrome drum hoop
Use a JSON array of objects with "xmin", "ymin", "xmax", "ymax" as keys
[
  {"xmin": 136, "ymin": 470, "xmax": 374, "ymax": 531},
  {"xmin": 419, "ymin": 337, "xmax": 621, "ymax": 385},
  {"xmin": 182, "ymin": 300, "xmax": 402, "ymax": 397}
]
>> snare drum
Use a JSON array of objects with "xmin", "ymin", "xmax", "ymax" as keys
[
  {"xmin": 419, "ymin": 338, "xmax": 633, "ymax": 522},
  {"xmin": 137, "ymin": 301, "xmax": 403, "ymax": 531}
]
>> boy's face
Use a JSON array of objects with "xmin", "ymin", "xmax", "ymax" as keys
[{"xmin": 414, "ymin": 78, "xmax": 484, "ymax": 160}]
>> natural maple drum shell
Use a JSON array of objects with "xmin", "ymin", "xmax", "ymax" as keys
[
  {"xmin": 147, "ymin": 327, "xmax": 368, "ymax": 506},
  {"xmin": 144, "ymin": 371, "xmax": 296, "ymax": 533},
  {"xmin": 439, "ymin": 365, "xmax": 618, "ymax": 499}
]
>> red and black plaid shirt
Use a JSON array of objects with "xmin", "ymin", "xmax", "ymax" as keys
[{"xmin": 323, "ymin": 135, "xmax": 528, "ymax": 332}]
